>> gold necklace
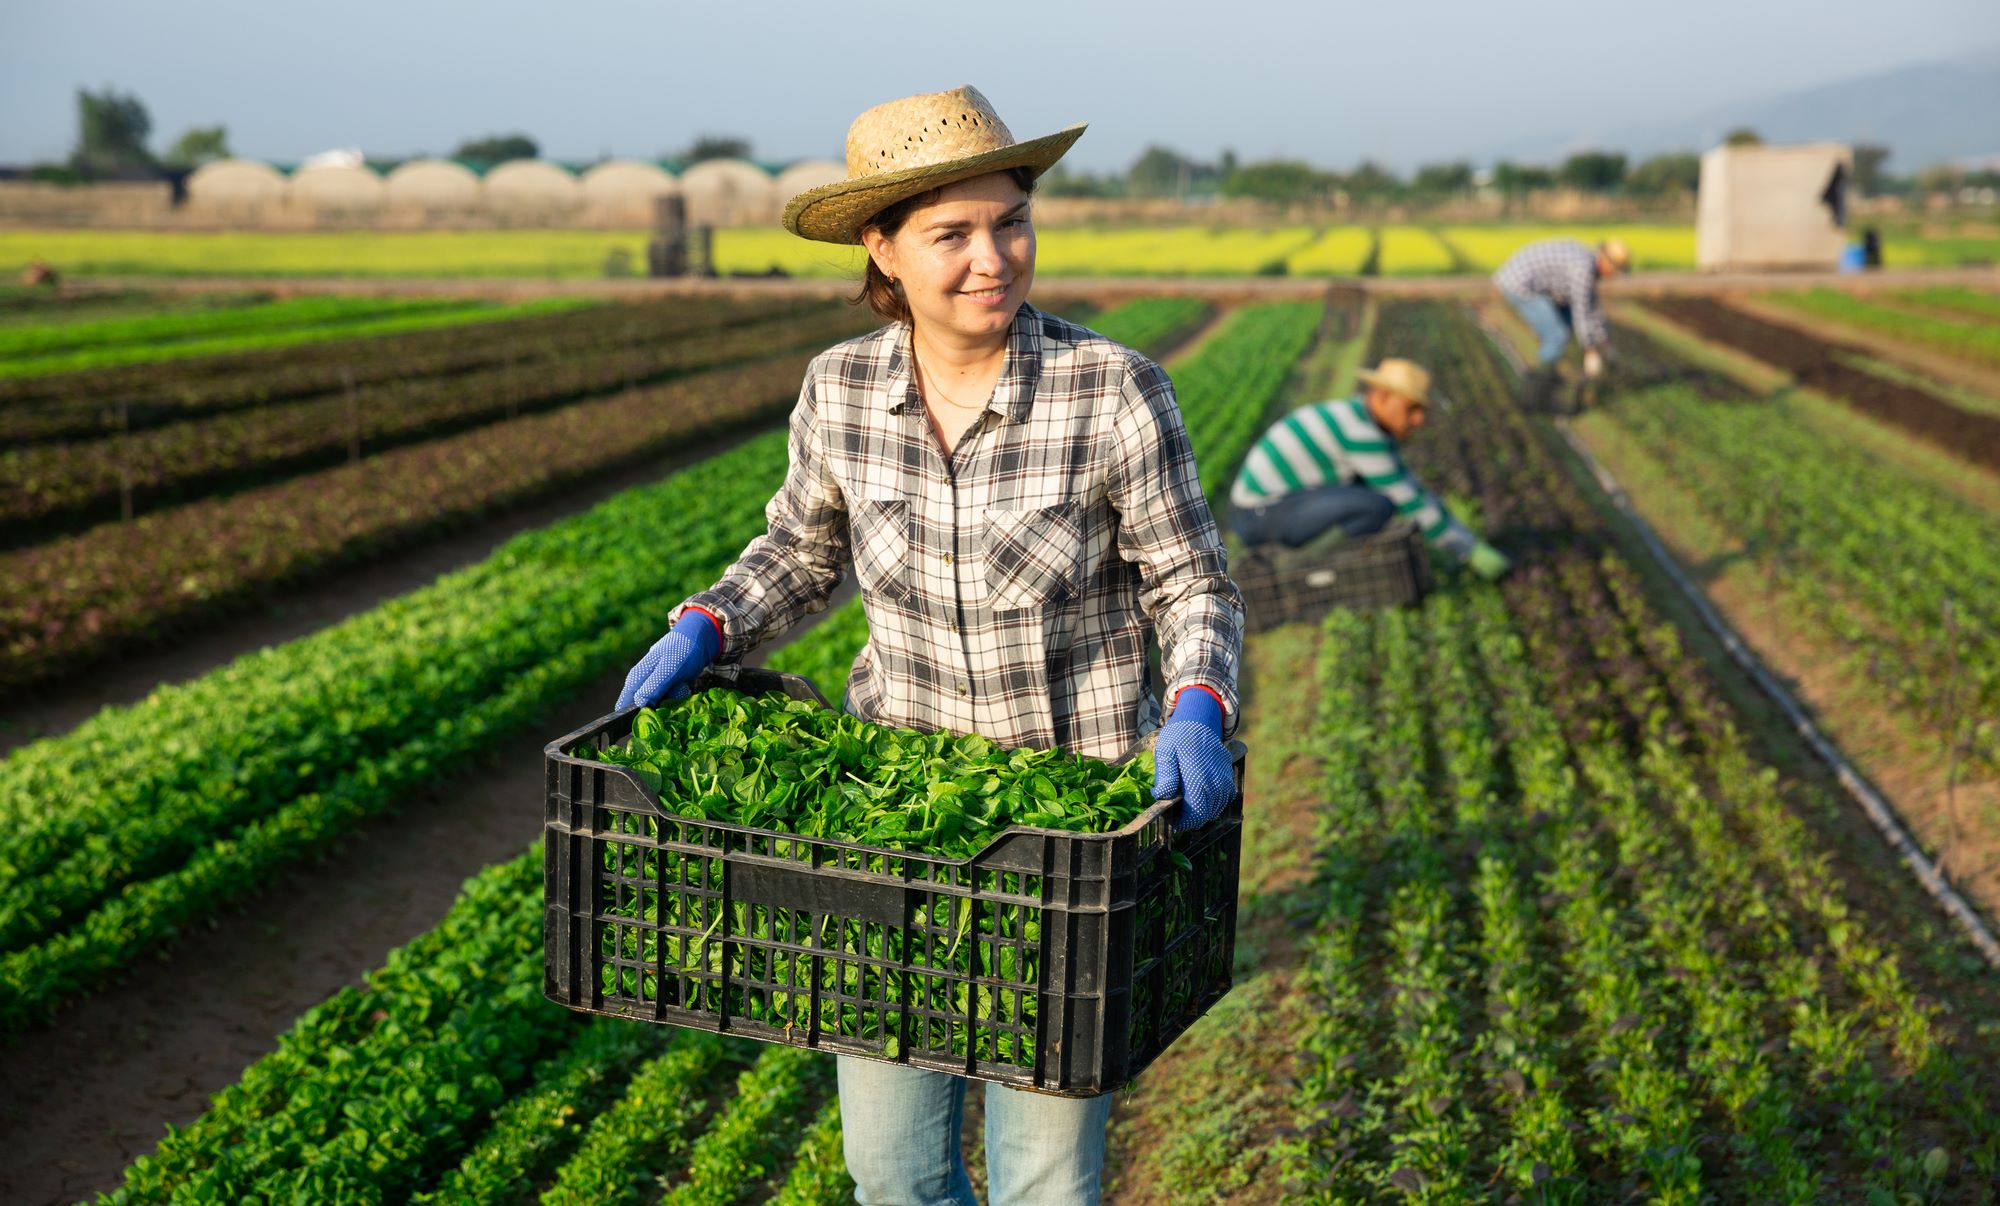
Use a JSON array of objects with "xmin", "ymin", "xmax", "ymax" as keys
[{"xmin": 916, "ymin": 357, "xmax": 989, "ymax": 411}]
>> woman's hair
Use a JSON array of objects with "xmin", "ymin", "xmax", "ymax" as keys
[{"xmin": 855, "ymin": 167, "xmax": 1037, "ymax": 324}]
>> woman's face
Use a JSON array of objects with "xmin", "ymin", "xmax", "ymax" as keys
[{"xmin": 864, "ymin": 172, "xmax": 1035, "ymax": 343}]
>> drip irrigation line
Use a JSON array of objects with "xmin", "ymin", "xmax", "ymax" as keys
[{"xmin": 1464, "ymin": 305, "xmax": 2000, "ymax": 970}]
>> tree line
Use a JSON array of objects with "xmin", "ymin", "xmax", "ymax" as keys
[
  {"xmin": 1038, "ymin": 128, "xmax": 1954, "ymax": 206},
  {"xmin": 25, "ymin": 87, "xmax": 764, "ymax": 182}
]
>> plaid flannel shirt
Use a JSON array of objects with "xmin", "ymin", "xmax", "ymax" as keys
[
  {"xmin": 1492, "ymin": 238, "xmax": 1610, "ymax": 349},
  {"xmin": 677, "ymin": 303, "xmax": 1244, "ymax": 763}
]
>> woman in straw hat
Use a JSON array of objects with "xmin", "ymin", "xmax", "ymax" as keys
[{"xmin": 615, "ymin": 85, "xmax": 1243, "ymax": 1203}]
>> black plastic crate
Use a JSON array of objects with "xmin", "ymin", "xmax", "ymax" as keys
[
  {"xmin": 543, "ymin": 667, "xmax": 1245, "ymax": 1097},
  {"xmin": 1233, "ymin": 518, "xmax": 1434, "ymax": 633}
]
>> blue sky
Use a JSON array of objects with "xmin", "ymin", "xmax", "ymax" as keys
[{"xmin": 5, "ymin": 0, "xmax": 1996, "ymax": 171}]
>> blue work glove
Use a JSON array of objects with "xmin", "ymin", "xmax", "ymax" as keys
[
  {"xmin": 1153, "ymin": 687, "xmax": 1236, "ymax": 832},
  {"xmin": 616, "ymin": 609, "xmax": 722, "ymax": 711}
]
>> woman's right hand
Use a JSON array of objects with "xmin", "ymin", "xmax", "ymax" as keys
[{"xmin": 616, "ymin": 610, "xmax": 722, "ymax": 711}]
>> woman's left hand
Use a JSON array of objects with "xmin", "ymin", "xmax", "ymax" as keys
[{"xmin": 1154, "ymin": 687, "xmax": 1236, "ymax": 831}]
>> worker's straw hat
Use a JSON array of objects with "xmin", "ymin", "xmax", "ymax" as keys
[
  {"xmin": 782, "ymin": 86, "xmax": 1086, "ymax": 244},
  {"xmin": 1355, "ymin": 358, "xmax": 1434, "ymax": 406},
  {"xmin": 1598, "ymin": 237, "xmax": 1632, "ymax": 270}
]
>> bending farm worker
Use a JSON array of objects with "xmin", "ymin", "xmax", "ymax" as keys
[
  {"xmin": 614, "ymin": 85, "xmax": 1243, "ymax": 1205},
  {"xmin": 1226, "ymin": 357, "xmax": 1512, "ymax": 581},
  {"xmin": 1493, "ymin": 236, "xmax": 1629, "ymax": 410}
]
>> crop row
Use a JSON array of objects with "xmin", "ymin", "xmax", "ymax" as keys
[
  {"xmin": 1764, "ymin": 287, "xmax": 2000, "ymax": 370},
  {"xmin": 1280, "ymin": 299, "xmax": 1999, "ymax": 1200},
  {"xmin": 0, "ymin": 424, "xmax": 808, "ymax": 1028},
  {"xmin": 0, "ymin": 297, "xmax": 1213, "ymax": 1027},
  {"xmin": 1590, "ymin": 377, "xmax": 2000, "ymax": 767},
  {"xmin": 72, "ymin": 296, "xmax": 1321, "ymax": 1201},
  {"xmin": 0, "ymin": 294, "xmax": 581, "ymax": 380},
  {"xmin": 0, "ymin": 299, "xmax": 1129, "ymax": 691},
  {"xmin": 1073, "ymin": 295, "xmax": 1212, "ymax": 359},
  {"xmin": 0, "ymin": 293, "xmax": 823, "ymax": 446},
  {"xmin": 94, "ymin": 843, "xmax": 851, "ymax": 1206},
  {"xmin": 1, "ymin": 303, "xmax": 872, "ymax": 538},
  {"xmin": 1645, "ymin": 297, "xmax": 2000, "ymax": 476},
  {"xmin": 0, "ymin": 352, "xmax": 817, "ymax": 694},
  {"xmin": 1163, "ymin": 300, "xmax": 1324, "ymax": 509}
]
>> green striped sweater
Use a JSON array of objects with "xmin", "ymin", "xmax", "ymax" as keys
[{"xmin": 1229, "ymin": 396, "xmax": 1476, "ymax": 557}]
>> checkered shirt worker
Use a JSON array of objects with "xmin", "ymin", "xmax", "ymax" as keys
[
  {"xmin": 1493, "ymin": 236, "xmax": 1630, "ymax": 407},
  {"xmin": 613, "ymin": 86, "xmax": 1242, "ymax": 1205}
]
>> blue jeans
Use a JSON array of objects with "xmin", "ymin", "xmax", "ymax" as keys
[
  {"xmin": 1226, "ymin": 484, "xmax": 1393, "ymax": 549},
  {"xmin": 1504, "ymin": 291, "xmax": 1573, "ymax": 366},
  {"xmin": 837, "ymin": 1056, "xmax": 1113, "ymax": 1205}
]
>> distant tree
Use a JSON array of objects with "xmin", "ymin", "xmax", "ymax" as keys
[
  {"xmin": 1038, "ymin": 166, "xmax": 1122, "ymax": 198},
  {"xmin": 163, "ymin": 125, "xmax": 231, "ymax": 169},
  {"xmin": 1219, "ymin": 148, "xmax": 1239, "ymax": 179},
  {"xmin": 70, "ymin": 86, "xmax": 155, "ymax": 178},
  {"xmin": 1342, "ymin": 159, "xmax": 1401, "ymax": 200},
  {"xmin": 1221, "ymin": 160, "xmax": 1338, "ymax": 206},
  {"xmin": 1491, "ymin": 161, "xmax": 1555, "ymax": 195},
  {"xmin": 1851, "ymin": 144, "xmax": 1891, "ymax": 196},
  {"xmin": 1412, "ymin": 160, "xmax": 1474, "ymax": 196},
  {"xmin": 1626, "ymin": 151, "xmax": 1699, "ymax": 196},
  {"xmin": 1558, "ymin": 150, "xmax": 1627, "ymax": 192},
  {"xmin": 1127, "ymin": 145, "xmax": 1210, "ymax": 198},
  {"xmin": 680, "ymin": 135, "xmax": 753, "ymax": 164},
  {"xmin": 1723, "ymin": 126, "xmax": 1763, "ymax": 147},
  {"xmin": 454, "ymin": 133, "xmax": 539, "ymax": 163},
  {"xmin": 1915, "ymin": 163, "xmax": 1963, "ymax": 195}
]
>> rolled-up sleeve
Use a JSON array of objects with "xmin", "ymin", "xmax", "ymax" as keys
[
  {"xmin": 677, "ymin": 365, "xmax": 849, "ymax": 659},
  {"xmin": 1567, "ymin": 259, "xmax": 1610, "ymax": 349},
  {"xmin": 1105, "ymin": 357, "xmax": 1245, "ymax": 735}
]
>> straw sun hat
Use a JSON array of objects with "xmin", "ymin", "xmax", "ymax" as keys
[
  {"xmin": 1355, "ymin": 358, "xmax": 1434, "ymax": 406},
  {"xmin": 782, "ymin": 86, "xmax": 1086, "ymax": 245},
  {"xmin": 1598, "ymin": 237, "xmax": 1632, "ymax": 270}
]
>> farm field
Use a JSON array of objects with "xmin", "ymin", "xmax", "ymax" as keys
[
  {"xmin": 1373, "ymin": 226, "xmax": 1459, "ymax": 275},
  {"xmin": 4, "ymin": 223, "xmax": 1997, "ymax": 282},
  {"xmin": 4, "ymin": 278, "xmax": 2000, "ymax": 1205},
  {"xmin": 1555, "ymin": 295, "xmax": 2000, "ymax": 917},
  {"xmin": 1758, "ymin": 286, "xmax": 2000, "ymax": 371},
  {"xmin": 1440, "ymin": 223, "xmax": 1697, "ymax": 270}
]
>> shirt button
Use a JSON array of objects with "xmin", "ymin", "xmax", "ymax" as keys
[
  {"xmin": 958, "ymin": 681, "xmax": 970, "ymax": 696},
  {"xmin": 943, "ymin": 552, "xmax": 955, "ymax": 565}
]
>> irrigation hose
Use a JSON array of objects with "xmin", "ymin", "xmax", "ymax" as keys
[{"xmin": 1463, "ymin": 304, "xmax": 2000, "ymax": 971}]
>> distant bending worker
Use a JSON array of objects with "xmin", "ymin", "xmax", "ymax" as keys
[
  {"xmin": 1492, "ymin": 236, "xmax": 1629, "ymax": 408},
  {"xmin": 1226, "ymin": 357, "xmax": 1512, "ymax": 581}
]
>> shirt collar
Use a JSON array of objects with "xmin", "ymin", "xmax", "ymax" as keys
[
  {"xmin": 1344, "ymin": 393, "xmax": 1399, "ymax": 447},
  {"xmin": 883, "ymin": 303, "xmax": 1044, "ymax": 422}
]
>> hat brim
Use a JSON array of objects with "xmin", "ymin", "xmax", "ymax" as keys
[
  {"xmin": 782, "ymin": 123, "xmax": 1087, "ymax": 245},
  {"xmin": 1354, "ymin": 368, "xmax": 1432, "ymax": 406}
]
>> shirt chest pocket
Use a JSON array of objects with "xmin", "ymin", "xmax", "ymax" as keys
[
  {"xmin": 983, "ymin": 502, "xmax": 1083, "ymax": 612},
  {"xmin": 851, "ymin": 498, "xmax": 911, "ymax": 601}
]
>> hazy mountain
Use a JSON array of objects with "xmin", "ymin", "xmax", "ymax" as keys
[{"xmin": 1486, "ymin": 50, "xmax": 2000, "ymax": 171}]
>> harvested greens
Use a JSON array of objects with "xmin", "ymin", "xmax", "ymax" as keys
[
  {"xmin": 579, "ymin": 689, "xmax": 1160, "ymax": 857},
  {"xmin": 567, "ymin": 688, "xmax": 1228, "ymax": 1073}
]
